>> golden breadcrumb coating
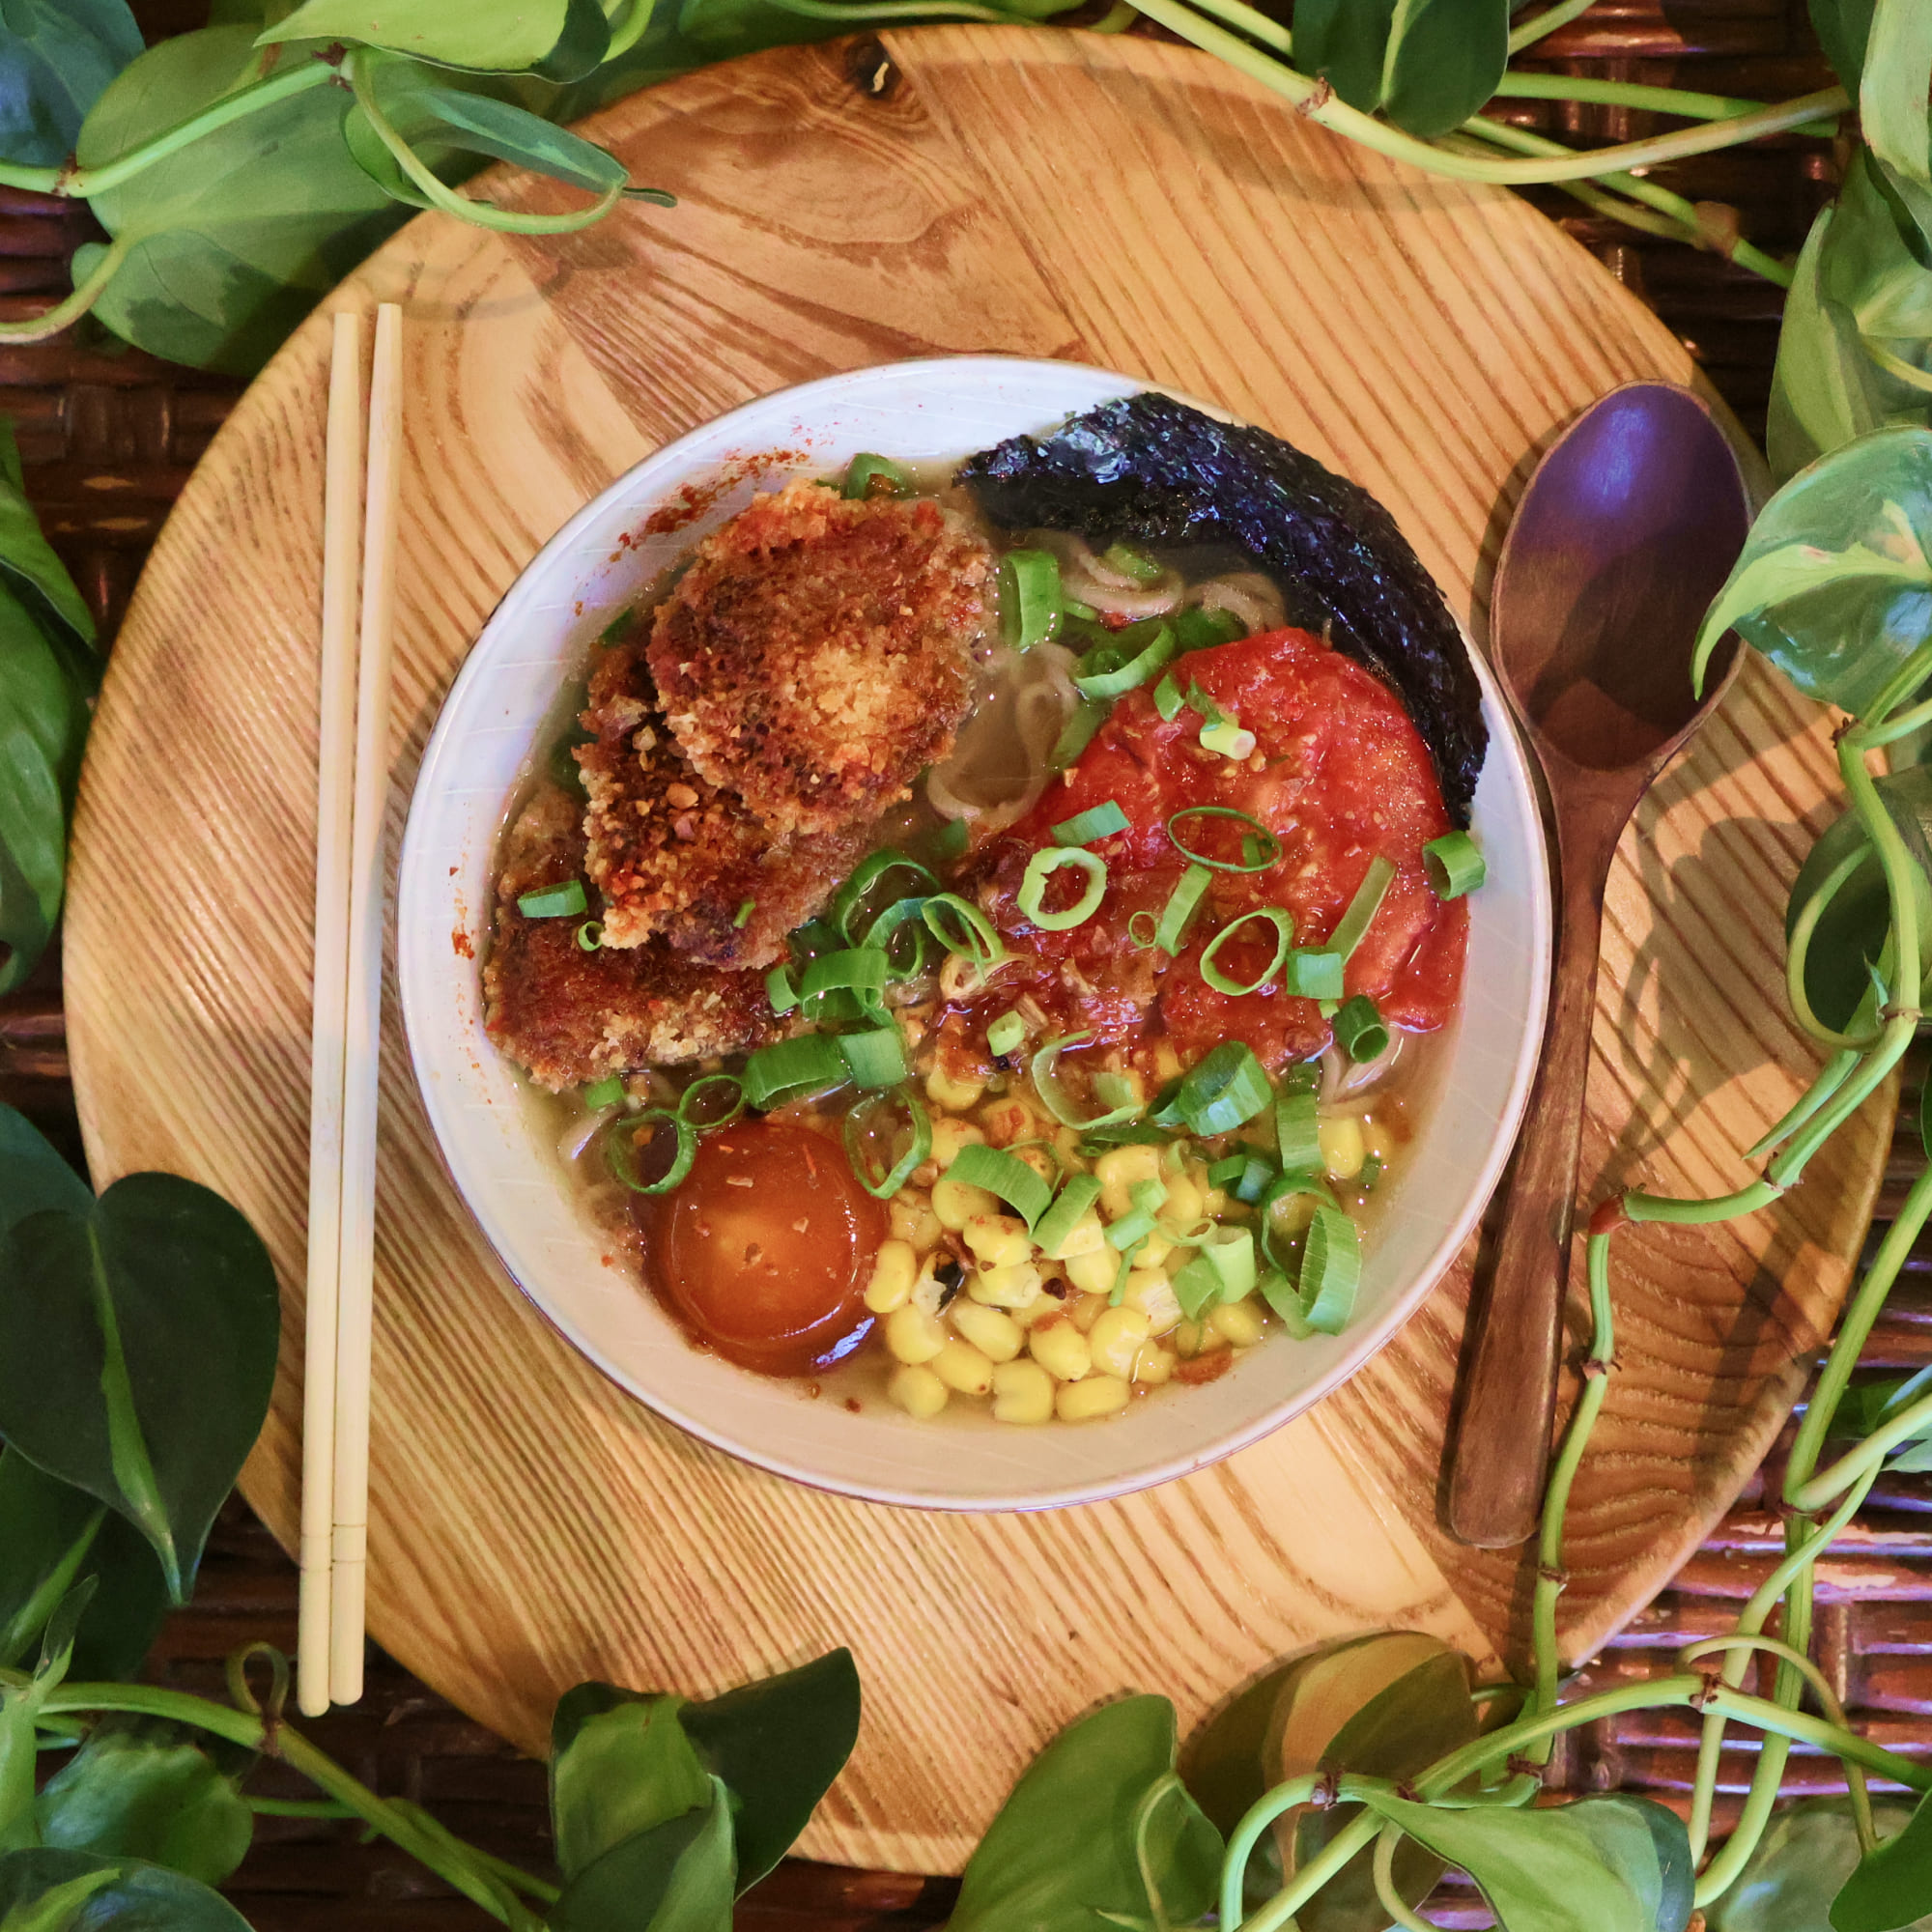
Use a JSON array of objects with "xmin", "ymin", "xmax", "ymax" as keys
[
  {"xmin": 645, "ymin": 478, "xmax": 990, "ymax": 837},
  {"xmin": 575, "ymin": 638, "xmax": 868, "ymax": 971},
  {"xmin": 483, "ymin": 783, "xmax": 782, "ymax": 1090}
]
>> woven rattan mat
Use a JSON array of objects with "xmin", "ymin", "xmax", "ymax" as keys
[{"xmin": 8, "ymin": 4, "xmax": 1913, "ymax": 1923}]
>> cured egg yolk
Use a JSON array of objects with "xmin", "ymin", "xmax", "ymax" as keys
[{"xmin": 644, "ymin": 1121, "xmax": 885, "ymax": 1377}]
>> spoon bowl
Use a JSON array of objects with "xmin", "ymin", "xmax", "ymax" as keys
[{"xmin": 1447, "ymin": 383, "xmax": 1751, "ymax": 1548}]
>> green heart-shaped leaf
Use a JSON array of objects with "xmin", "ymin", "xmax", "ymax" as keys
[
  {"xmin": 0, "ymin": 1166, "xmax": 279, "ymax": 1605},
  {"xmin": 0, "ymin": 0, "xmax": 141, "ymax": 170},
  {"xmin": 0, "ymin": 1849, "xmax": 253, "ymax": 1931}
]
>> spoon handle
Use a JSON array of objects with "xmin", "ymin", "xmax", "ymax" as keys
[{"xmin": 1447, "ymin": 826, "xmax": 1613, "ymax": 1548}]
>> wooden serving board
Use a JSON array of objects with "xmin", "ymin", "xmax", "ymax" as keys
[{"xmin": 65, "ymin": 29, "xmax": 1888, "ymax": 1872}]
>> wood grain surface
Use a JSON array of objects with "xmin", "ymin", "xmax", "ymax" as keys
[{"xmin": 63, "ymin": 28, "xmax": 1888, "ymax": 1874}]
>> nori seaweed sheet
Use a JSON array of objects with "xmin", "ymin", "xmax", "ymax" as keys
[{"xmin": 956, "ymin": 393, "xmax": 1486, "ymax": 825}]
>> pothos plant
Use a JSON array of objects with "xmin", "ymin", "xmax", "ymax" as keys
[{"xmin": 8, "ymin": 3, "xmax": 1932, "ymax": 1932}]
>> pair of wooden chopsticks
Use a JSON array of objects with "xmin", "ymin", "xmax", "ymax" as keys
[{"xmin": 298, "ymin": 304, "xmax": 402, "ymax": 1718}]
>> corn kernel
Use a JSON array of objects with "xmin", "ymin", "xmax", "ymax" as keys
[
  {"xmin": 1067, "ymin": 1292, "xmax": 1106, "ymax": 1333},
  {"xmin": 1029, "ymin": 1315, "xmax": 1092, "ymax": 1382},
  {"xmin": 963, "ymin": 1213, "xmax": 1032, "ymax": 1269},
  {"xmin": 1267, "ymin": 1189, "xmax": 1318, "ymax": 1241},
  {"xmin": 1040, "ymin": 1208, "xmax": 1106, "ymax": 1263},
  {"xmin": 991, "ymin": 1358, "xmax": 1056, "ymax": 1424},
  {"xmin": 931, "ymin": 1337, "xmax": 995, "ymax": 1395},
  {"xmin": 1320, "ymin": 1115, "xmax": 1366, "ymax": 1182},
  {"xmin": 888, "ymin": 1364, "xmax": 949, "ymax": 1418},
  {"xmin": 864, "ymin": 1238, "xmax": 921, "ymax": 1314},
  {"xmin": 925, "ymin": 1063, "xmax": 986, "ymax": 1111},
  {"xmin": 1123, "ymin": 1268, "xmax": 1181, "ymax": 1335},
  {"xmin": 978, "ymin": 1096, "xmax": 1037, "ymax": 1144},
  {"xmin": 970, "ymin": 1262, "xmax": 1043, "ymax": 1310},
  {"xmin": 1152, "ymin": 1040, "xmax": 1183, "ymax": 1083},
  {"xmin": 1089, "ymin": 1304, "xmax": 1152, "ymax": 1378},
  {"xmin": 1135, "ymin": 1229, "xmax": 1174, "ymax": 1270},
  {"xmin": 1012, "ymin": 1144, "xmax": 1059, "ymax": 1188},
  {"xmin": 930, "ymin": 1117, "xmax": 986, "ymax": 1167},
  {"xmin": 1065, "ymin": 1245, "xmax": 1119, "ymax": 1298},
  {"xmin": 1096, "ymin": 1145, "xmax": 1163, "ymax": 1218},
  {"xmin": 1363, "ymin": 1114, "xmax": 1396, "ymax": 1165},
  {"xmin": 885, "ymin": 1302, "xmax": 947, "ymax": 1365},
  {"xmin": 1057, "ymin": 1374, "xmax": 1131, "ymax": 1422},
  {"xmin": 888, "ymin": 1190, "xmax": 943, "ymax": 1253},
  {"xmin": 1209, "ymin": 1297, "xmax": 1267, "ymax": 1348},
  {"xmin": 1132, "ymin": 1342, "xmax": 1176, "ymax": 1385},
  {"xmin": 933, "ymin": 1176, "xmax": 997, "ymax": 1230},
  {"xmin": 951, "ymin": 1298, "xmax": 1023, "ymax": 1363},
  {"xmin": 1160, "ymin": 1175, "xmax": 1206, "ymax": 1229}
]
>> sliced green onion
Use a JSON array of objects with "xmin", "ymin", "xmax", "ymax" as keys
[
  {"xmin": 1050, "ymin": 799, "xmax": 1131, "ymax": 847},
  {"xmin": 1166, "ymin": 808, "xmax": 1281, "ymax": 873},
  {"xmin": 1258, "ymin": 1170, "xmax": 1337, "ymax": 1271},
  {"xmin": 575, "ymin": 919, "xmax": 604, "ymax": 952},
  {"xmin": 923, "ymin": 893, "xmax": 1006, "ymax": 982},
  {"xmin": 801, "ymin": 987, "xmax": 867, "ymax": 1024},
  {"xmin": 1329, "ymin": 856, "xmax": 1397, "ymax": 962},
  {"xmin": 1001, "ymin": 548, "xmax": 1063, "ymax": 651},
  {"xmin": 1153, "ymin": 672, "xmax": 1186, "ymax": 722},
  {"xmin": 1284, "ymin": 950, "xmax": 1344, "ymax": 1000},
  {"xmin": 1334, "ymin": 994, "xmax": 1389, "ymax": 1063},
  {"xmin": 943, "ymin": 1142, "xmax": 1053, "ymax": 1229},
  {"xmin": 1199, "ymin": 908, "xmax": 1293, "ymax": 997},
  {"xmin": 927, "ymin": 816, "xmax": 969, "ymax": 861},
  {"xmin": 582, "ymin": 1075, "xmax": 625, "ymax": 1110},
  {"xmin": 604, "ymin": 1111, "xmax": 695, "ymax": 1196},
  {"xmin": 787, "ymin": 917, "xmax": 842, "ymax": 962},
  {"xmin": 987, "ymin": 1011, "xmax": 1027, "ymax": 1058},
  {"xmin": 1074, "ymin": 621, "xmax": 1178, "ymax": 700},
  {"xmin": 801, "ymin": 948, "xmax": 891, "ymax": 1003},
  {"xmin": 1275, "ymin": 1063, "xmax": 1321, "ymax": 1171},
  {"xmin": 838, "ymin": 1025, "xmax": 909, "ymax": 1089},
  {"xmin": 1174, "ymin": 1254, "xmax": 1221, "ymax": 1320},
  {"xmin": 1110, "ymin": 1237, "xmax": 1147, "ymax": 1305},
  {"xmin": 834, "ymin": 851, "xmax": 939, "ymax": 946},
  {"xmin": 677, "ymin": 1072, "xmax": 747, "ymax": 1129},
  {"xmin": 1174, "ymin": 1041, "xmax": 1272, "ymax": 1136},
  {"xmin": 742, "ymin": 1034, "xmax": 848, "ymax": 1108},
  {"xmin": 1199, "ymin": 1226, "xmax": 1257, "ymax": 1299},
  {"xmin": 1107, "ymin": 1207, "xmax": 1162, "ymax": 1253},
  {"xmin": 1017, "ymin": 847, "xmax": 1107, "ymax": 931},
  {"xmin": 518, "ymin": 879, "xmax": 588, "ymax": 919},
  {"xmin": 843, "ymin": 452, "xmax": 911, "ymax": 498},
  {"xmin": 765, "ymin": 966, "xmax": 799, "ymax": 1015},
  {"xmin": 1101, "ymin": 541, "xmax": 1163, "ymax": 584},
  {"xmin": 1185, "ymin": 680, "xmax": 1228, "ymax": 727},
  {"xmin": 1423, "ymin": 831, "xmax": 1486, "ymax": 899},
  {"xmin": 1035, "ymin": 1175, "xmax": 1103, "ymax": 1257},
  {"xmin": 1200, "ymin": 717, "xmax": 1257, "ymax": 759},
  {"xmin": 1154, "ymin": 864, "xmax": 1213, "ymax": 953},
  {"xmin": 1050, "ymin": 699, "xmax": 1109, "ymax": 771},
  {"xmin": 1208, "ymin": 1151, "xmax": 1276, "ymax": 1204},
  {"xmin": 1094, "ymin": 1072, "xmax": 1144, "ymax": 1119},
  {"xmin": 1163, "ymin": 1139, "xmax": 1190, "ymax": 1175},
  {"xmin": 1127, "ymin": 910, "xmax": 1160, "ymax": 950},
  {"xmin": 732, "ymin": 898, "xmax": 755, "ymax": 929},
  {"xmin": 1148, "ymin": 1078, "xmax": 1187, "ymax": 1130},
  {"xmin": 857, "ymin": 895, "xmax": 931, "ymax": 977},
  {"xmin": 1174, "ymin": 605, "xmax": 1246, "ymax": 649},
  {"xmin": 1032, "ymin": 1033, "xmax": 1143, "ymax": 1130},
  {"xmin": 1064, "ymin": 596, "xmax": 1098, "ymax": 622},
  {"xmin": 1356, "ymin": 1151, "xmax": 1383, "ymax": 1194},
  {"xmin": 843, "ymin": 1083, "xmax": 930, "ymax": 1199},
  {"xmin": 1299, "ymin": 1204, "xmax": 1360, "ymax": 1332},
  {"xmin": 1077, "ymin": 1122, "xmax": 1170, "ymax": 1153}
]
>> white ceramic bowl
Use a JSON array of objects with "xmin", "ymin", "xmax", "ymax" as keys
[{"xmin": 397, "ymin": 356, "xmax": 1550, "ymax": 1511}]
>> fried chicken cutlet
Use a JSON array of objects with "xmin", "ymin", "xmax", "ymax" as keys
[
  {"xmin": 645, "ymin": 478, "xmax": 990, "ymax": 837},
  {"xmin": 576, "ymin": 637, "xmax": 869, "ymax": 970},
  {"xmin": 484, "ymin": 783, "xmax": 783, "ymax": 1090}
]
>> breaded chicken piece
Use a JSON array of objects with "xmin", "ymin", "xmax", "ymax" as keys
[
  {"xmin": 645, "ymin": 478, "xmax": 990, "ymax": 836},
  {"xmin": 576, "ymin": 637, "xmax": 871, "ymax": 970},
  {"xmin": 483, "ymin": 783, "xmax": 781, "ymax": 1090}
]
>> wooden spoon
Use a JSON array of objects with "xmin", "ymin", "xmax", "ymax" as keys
[{"xmin": 1446, "ymin": 383, "xmax": 1750, "ymax": 1548}]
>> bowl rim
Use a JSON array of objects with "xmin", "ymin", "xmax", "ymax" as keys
[{"xmin": 397, "ymin": 353, "xmax": 1552, "ymax": 1511}]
